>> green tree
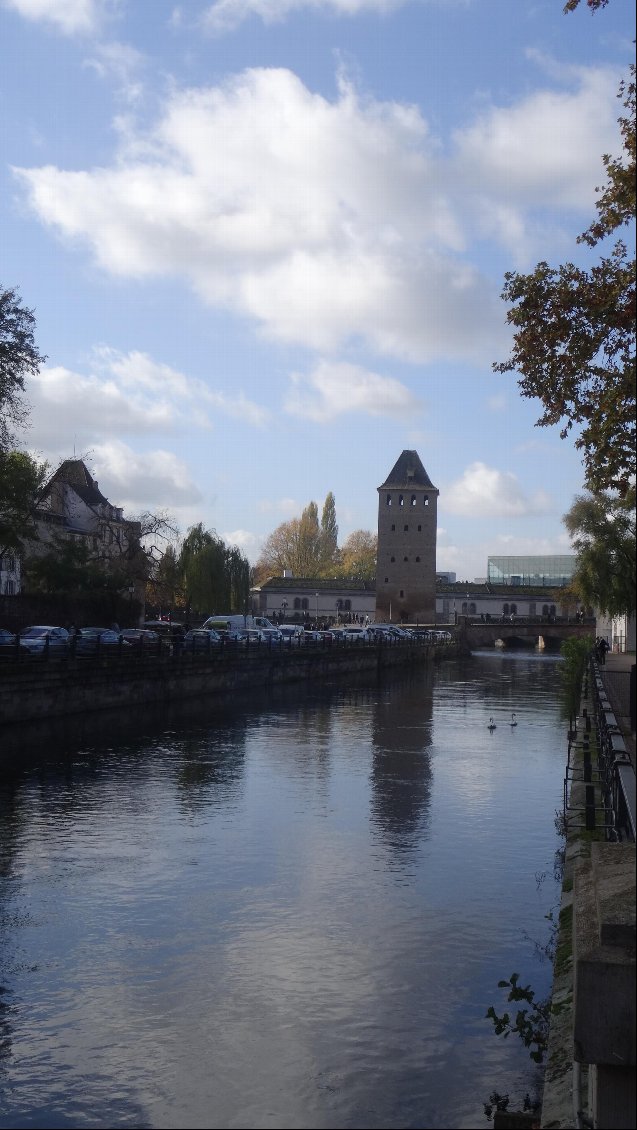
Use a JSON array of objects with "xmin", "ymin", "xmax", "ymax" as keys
[
  {"xmin": 0, "ymin": 449, "xmax": 48, "ymax": 558},
  {"xmin": 493, "ymin": 64, "xmax": 635, "ymax": 495},
  {"xmin": 0, "ymin": 286, "xmax": 47, "ymax": 450},
  {"xmin": 563, "ymin": 489, "xmax": 636, "ymax": 616},
  {"xmin": 178, "ymin": 523, "xmax": 250, "ymax": 614},
  {"xmin": 320, "ymin": 492, "xmax": 339, "ymax": 571},
  {"xmin": 25, "ymin": 536, "xmax": 110, "ymax": 595}
]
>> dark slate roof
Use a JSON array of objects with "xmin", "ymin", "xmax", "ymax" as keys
[
  {"xmin": 378, "ymin": 450, "xmax": 437, "ymax": 491},
  {"xmin": 436, "ymin": 580, "xmax": 573, "ymax": 597},
  {"xmin": 258, "ymin": 576, "xmax": 376, "ymax": 592},
  {"xmin": 44, "ymin": 459, "xmax": 109, "ymax": 506}
]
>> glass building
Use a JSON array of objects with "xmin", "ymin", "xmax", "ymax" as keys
[{"xmin": 487, "ymin": 555, "xmax": 577, "ymax": 587}]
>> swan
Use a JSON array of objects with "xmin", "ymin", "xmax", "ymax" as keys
[
  {"xmin": 510, "ymin": 713, "xmax": 518, "ymax": 727},
  {"xmin": 488, "ymin": 717, "xmax": 496, "ymax": 731}
]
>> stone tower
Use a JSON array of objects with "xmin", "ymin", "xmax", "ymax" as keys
[{"xmin": 375, "ymin": 450, "xmax": 438, "ymax": 624}]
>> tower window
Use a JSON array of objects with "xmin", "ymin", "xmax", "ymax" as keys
[
  {"xmin": 417, "ymin": 525, "xmax": 422, "ymax": 532},
  {"xmin": 403, "ymin": 556, "xmax": 408, "ymax": 562},
  {"xmin": 386, "ymin": 494, "xmax": 392, "ymax": 506},
  {"xmin": 399, "ymin": 495, "xmax": 404, "ymax": 507},
  {"xmin": 411, "ymin": 495, "xmax": 416, "ymax": 507},
  {"xmin": 391, "ymin": 524, "xmax": 395, "ymax": 531},
  {"xmin": 399, "ymin": 590, "xmax": 404, "ymax": 598},
  {"xmin": 415, "ymin": 556, "xmax": 420, "ymax": 563},
  {"xmin": 384, "ymin": 577, "xmax": 389, "ymax": 583},
  {"xmin": 404, "ymin": 524, "xmax": 408, "ymax": 531},
  {"xmin": 390, "ymin": 556, "xmax": 395, "ymax": 563},
  {"xmin": 424, "ymin": 497, "xmax": 429, "ymax": 506}
]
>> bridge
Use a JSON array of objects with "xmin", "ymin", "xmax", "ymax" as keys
[{"xmin": 457, "ymin": 618, "xmax": 594, "ymax": 651}]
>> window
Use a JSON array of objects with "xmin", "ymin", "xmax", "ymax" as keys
[
  {"xmin": 384, "ymin": 577, "xmax": 389, "ymax": 583},
  {"xmin": 403, "ymin": 556, "xmax": 408, "ymax": 562},
  {"xmin": 391, "ymin": 524, "xmax": 395, "ymax": 531},
  {"xmin": 411, "ymin": 495, "xmax": 416, "ymax": 507},
  {"xmin": 510, "ymin": 604, "xmax": 517, "ymax": 615},
  {"xmin": 404, "ymin": 524, "xmax": 408, "ymax": 531},
  {"xmin": 529, "ymin": 602, "xmax": 536, "ymax": 616},
  {"xmin": 469, "ymin": 603, "xmax": 476, "ymax": 615},
  {"xmin": 294, "ymin": 598, "xmax": 301, "ymax": 610},
  {"xmin": 343, "ymin": 600, "xmax": 351, "ymax": 611},
  {"xmin": 302, "ymin": 598, "xmax": 309, "ymax": 611},
  {"xmin": 390, "ymin": 556, "xmax": 395, "ymax": 562},
  {"xmin": 424, "ymin": 497, "xmax": 429, "ymax": 506},
  {"xmin": 542, "ymin": 604, "xmax": 549, "ymax": 616},
  {"xmin": 415, "ymin": 556, "xmax": 420, "ymax": 562},
  {"xmin": 417, "ymin": 525, "xmax": 422, "ymax": 532},
  {"xmin": 386, "ymin": 493, "xmax": 392, "ymax": 506},
  {"xmin": 399, "ymin": 590, "xmax": 404, "ymax": 598},
  {"xmin": 399, "ymin": 495, "xmax": 404, "ymax": 507}
]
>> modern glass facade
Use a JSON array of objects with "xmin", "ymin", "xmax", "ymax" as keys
[{"xmin": 487, "ymin": 555, "xmax": 577, "ymax": 587}]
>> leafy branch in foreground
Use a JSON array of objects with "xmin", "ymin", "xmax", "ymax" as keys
[{"xmin": 486, "ymin": 973, "xmax": 551, "ymax": 1065}]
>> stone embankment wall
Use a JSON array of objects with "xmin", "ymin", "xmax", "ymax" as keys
[
  {"xmin": 0, "ymin": 642, "xmax": 461, "ymax": 727},
  {"xmin": 540, "ymin": 660, "xmax": 635, "ymax": 1130}
]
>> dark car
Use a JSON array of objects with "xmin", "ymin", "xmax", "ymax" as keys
[
  {"xmin": 19, "ymin": 625, "xmax": 70, "ymax": 657},
  {"xmin": 0, "ymin": 628, "xmax": 29, "ymax": 659},
  {"xmin": 74, "ymin": 628, "xmax": 132, "ymax": 656},
  {"xmin": 183, "ymin": 629, "xmax": 222, "ymax": 651},
  {"xmin": 119, "ymin": 628, "xmax": 160, "ymax": 646}
]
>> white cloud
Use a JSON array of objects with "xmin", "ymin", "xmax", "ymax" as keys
[
  {"xmin": 26, "ymin": 348, "xmax": 268, "ymax": 454},
  {"xmin": 89, "ymin": 439, "xmax": 203, "ymax": 510},
  {"xmin": 444, "ymin": 462, "xmax": 552, "ymax": 518},
  {"xmin": 15, "ymin": 62, "xmax": 621, "ymax": 362},
  {"xmin": 14, "ymin": 67, "xmax": 503, "ymax": 365},
  {"xmin": 3, "ymin": 0, "xmax": 107, "ymax": 34},
  {"xmin": 284, "ymin": 360, "xmax": 421, "ymax": 422},
  {"xmin": 82, "ymin": 40, "xmax": 146, "ymax": 102},
  {"xmin": 202, "ymin": 0, "xmax": 405, "ymax": 34}
]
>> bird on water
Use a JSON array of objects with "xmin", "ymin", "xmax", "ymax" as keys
[
  {"xmin": 510, "ymin": 713, "xmax": 518, "ymax": 726},
  {"xmin": 488, "ymin": 717, "xmax": 496, "ymax": 731}
]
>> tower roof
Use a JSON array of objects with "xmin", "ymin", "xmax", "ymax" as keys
[{"xmin": 378, "ymin": 450, "xmax": 437, "ymax": 491}]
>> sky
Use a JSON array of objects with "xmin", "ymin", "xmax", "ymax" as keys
[{"xmin": 1, "ymin": 0, "xmax": 634, "ymax": 582}]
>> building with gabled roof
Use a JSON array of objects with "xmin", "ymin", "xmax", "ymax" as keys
[
  {"xmin": 25, "ymin": 459, "xmax": 144, "ymax": 599},
  {"xmin": 376, "ymin": 450, "xmax": 438, "ymax": 624}
]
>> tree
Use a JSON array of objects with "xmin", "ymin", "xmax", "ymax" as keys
[
  {"xmin": 256, "ymin": 500, "xmax": 329, "ymax": 579},
  {"xmin": 338, "ymin": 530, "xmax": 377, "ymax": 583},
  {"xmin": 178, "ymin": 522, "xmax": 250, "ymax": 615},
  {"xmin": 320, "ymin": 492, "xmax": 339, "ymax": 571},
  {"xmin": 493, "ymin": 65, "xmax": 635, "ymax": 495},
  {"xmin": 563, "ymin": 488, "xmax": 636, "ymax": 616},
  {"xmin": 0, "ymin": 449, "xmax": 48, "ymax": 559},
  {"xmin": 0, "ymin": 286, "xmax": 47, "ymax": 450}
]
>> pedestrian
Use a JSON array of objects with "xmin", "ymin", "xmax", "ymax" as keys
[{"xmin": 597, "ymin": 637, "xmax": 609, "ymax": 665}]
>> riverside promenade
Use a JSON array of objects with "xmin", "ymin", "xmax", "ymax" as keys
[{"xmin": 538, "ymin": 652, "xmax": 635, "ymax": 1130}]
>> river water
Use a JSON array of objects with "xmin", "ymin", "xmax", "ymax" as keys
[{"xmin": 0, "ymin": 650, "xmax": 566, "ymax": 1130}]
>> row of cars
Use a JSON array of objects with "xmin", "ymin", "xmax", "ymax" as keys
[{"xmin": 0, "ymin": 620, "xmax": 453, "ymax": 660}]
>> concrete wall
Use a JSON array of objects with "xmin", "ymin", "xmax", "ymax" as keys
[{"xmin": 0, "ymin": 643, "xmax": 460, "ymax": 727}]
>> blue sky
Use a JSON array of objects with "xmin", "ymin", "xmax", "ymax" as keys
[{"xmin": 1, "ymin": 0, "xmax": 634, "ymax": 581}]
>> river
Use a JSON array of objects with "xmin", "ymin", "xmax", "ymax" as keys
[{"xmin": 0, "ymin": 650, "xmax": 566, "ymax": 1129}]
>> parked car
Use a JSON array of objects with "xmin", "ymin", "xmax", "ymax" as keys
[
  {"xmin": 73, "ymin": 628, "xmax": 132, "ymax": 656},
  {"xmin": 260, "ymin": 628, "xmax": 284, "ymax": 645},
  {"xmin": 342, "ymin": 627, "xmax": 371, "ymax": 643},
  {"xmin": 279, "ymin": 625, "xmax": 304, "ymax": 643},
  {"xmin": 0, "ymin": 628, "xmax": 29, "ymax": 659},
  {"xmin": 234, "ymin": 629, "xmax": 265, "ymax": 646},
  {"xmin": 143, "ymin": 620, "xmax": 185, "ymax": 639},
  {"xmin": 19, "ymin": 625, "xmax": 70, "ymax": 657},
  {"xmin": 119, "ymin": 628, "xmax": 160, "ymax": 646},
  {"xmin": 183, "ymin": 629, "xmax": 222, "ymax": 651}
]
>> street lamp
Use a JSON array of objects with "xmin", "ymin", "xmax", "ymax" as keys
[{"xmin": 315, "ymin": 591, "xmax": 319, "ymax": 624}]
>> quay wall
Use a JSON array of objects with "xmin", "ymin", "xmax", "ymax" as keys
[{"xmin": 0, "ymin": 643, "xmax": 461, "ymax": 727}]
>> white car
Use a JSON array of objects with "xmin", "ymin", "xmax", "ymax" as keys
[
  {"xmin": 279, "ymin": 626, "xmax": 303, "ymax": 643},
  {"xmin": 342, "ymin": 627, "xmax": 371, "ymax": 642}
]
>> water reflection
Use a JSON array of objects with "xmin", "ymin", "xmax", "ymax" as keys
[
  {"xmin": 0, "ymin": 655, "xmax": 565, "ymax": 1130},
  {"xmin": 370, "ymin": 670, "xmax": 434, "ymax": 864}
]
